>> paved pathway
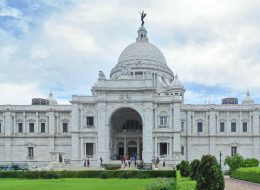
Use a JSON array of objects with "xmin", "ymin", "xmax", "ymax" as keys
[{"xmin": 225, "ymin": 177, "xmax": 260, "ymax": 190}]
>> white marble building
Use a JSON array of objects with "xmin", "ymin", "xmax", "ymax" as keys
[{"xmin": 0, "ymin": 24, "xmax": 259, "ymax": 167}]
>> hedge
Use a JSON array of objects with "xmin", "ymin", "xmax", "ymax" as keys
[
  {"xmin": 231, "ymin": 167, "xmax": 260, "ymax": 184},
  {"xmin": 0, "ymin": 170, "xmax": 176, "ymax": 179}
]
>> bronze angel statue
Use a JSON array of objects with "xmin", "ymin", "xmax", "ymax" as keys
[{"xmin": 139, "ymin": 11, "xmax": 146, "ymax": 26}]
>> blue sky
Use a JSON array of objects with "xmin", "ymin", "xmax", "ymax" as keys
[{"xmin": 0, "ymin": 0, "xmax": 260, "ymax": 105}]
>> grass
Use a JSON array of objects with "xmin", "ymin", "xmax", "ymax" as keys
[
  {"xmin": 0, "ymin": 178, "xmax": 154, "ymax": 190},
  {"xmin": 174, "ymin": 171, "xmax": 196, "ymax": 190},
  {"xmin": 231, "ymin": 167, "xmax": 260, "ymax": 184}
]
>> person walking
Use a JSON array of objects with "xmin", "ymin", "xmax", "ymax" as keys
[
  {"xmin": 84, "ymin": 159, "xmax": 86, "ymax": 167},
  {"xmin": 100, "ymin": 157, "xmax": 103, "ymax": 167},
  {"xmin": 87, "ymin": 158, "xmax": 90, "ymax": 168},
  {"xmin": 156, "ymin": 157, "xmax": 160, "ymax": 168},
  {"xmin": 163, "ymin": 158, "xmax": 165, "ymax": 167}
]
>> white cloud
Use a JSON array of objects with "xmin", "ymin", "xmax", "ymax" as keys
[
  {"xmin": 0, "ymin": 83, "xmax": 43, "ymax": 105},
  {"xmin": 0, "ymin": 0, "xmax": 260, "ymax": 104},
  {"xmin": 0, "ymin": 1, "xmax": 22, "ymax": 18}
]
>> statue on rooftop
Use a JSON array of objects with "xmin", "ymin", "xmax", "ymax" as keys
[
  {"xmin": 98, "ymin": 71, "xmax": 106, "ymax": 80},
  {"xmin": 139, "ymin": 11, "xmax": 146, "ymax": 26}
]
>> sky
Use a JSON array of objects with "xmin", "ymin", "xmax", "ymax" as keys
[{"xmin": 0, "ymin": 0, "xmax": 260, "ymax": 105}]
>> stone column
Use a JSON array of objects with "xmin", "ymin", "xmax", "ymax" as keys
[
  {"xmin": 13, "ymin": 113, "xmax": 16, "ymax": 134},
  {"xmin": 71, "ymin": 104, "xmax": 80, "ymax": 163},
  {"xmin": 169, "ymin": 138, "xmax": 173, "ymax": 157},
  {"xmin": 142, "ymin": 103, "xmax": 153, "ymax": 163},
  {"xmin": 173, "ymin": 103, "xmax": 181, "ymax": 164},
  {"xmin": 35, "ymin": 112, "xmax": 39, "ymax": 134},
  {"xmin": 154, "ymin": 136, "xmax": 158, "ymax": 157},
  {"xmin": 209, "ymin": 109, "xmax": 216, "ymax": 155},
  {"xmin": 4, "ymin": 109, "xmax": 12, "ymax": 162},
  {"xmin": 97, "ymin": 103, "xmax": 109, "ymax": 163},
  {"xmin": 137, "ymin": 137, "xmax": 140, "ymax": 159},
  {"xmin": 170, "ymin": 104, "xmax": 174, "ymax": 130},
  {"xmin": 252, "ymin": 111, "xmax": 260, "ymax": 159},
  {"xmin": 47, "ymin": 111, "xmax": 55, "ymax": 157},
  {"xmin": 124, "ymin": 138, "xmax": 127, "ymax": 155}
]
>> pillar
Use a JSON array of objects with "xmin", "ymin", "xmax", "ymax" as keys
[
  {"xmin": 47, "ymin": 111, "xmax": 55, "ymax": 155},
  {"xmin": 142, "ymin": 103, "xmax": 153, "ymax": 163},
  {"xmin": 4, "ymin": 109, "xmax": 12, "ymax": 162},
  {"xmin": 209, "ymin": 110, "xmax": 216, "ymax": 155},
  {"xmin": 97, "ymin": 103, "xmax": 109, "ymax": 163},
  {"xmin": 173, "ymin": 103, "xmax": 181, "ymax": 164},
  {"xmin": 71, "ymin": 104, "xmax": 80, "ymax": 162},
  {"xmin": 252, "ymin": 111, "xmax": 260, "ymax": 159}
]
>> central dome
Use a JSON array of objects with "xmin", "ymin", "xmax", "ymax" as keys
[
  {"xmin": 118, "ymin": 40, "xmax": 167, "ymax": 66},
  {"xmin": 110, "ymin": 26, "xmax": 173, "ymax": 79}
]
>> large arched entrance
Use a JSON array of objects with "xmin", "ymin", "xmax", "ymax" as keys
[{"xmin": 109, "ymin": 107, "xmax": 143, "ymax": 160}]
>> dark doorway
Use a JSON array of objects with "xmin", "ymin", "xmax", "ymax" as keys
[
  {"xmin": 118, "ymin": 147, "xmax": 124, "ymax": 159},
  {"xmin": 128, "ymin": 147, "xmax": 137, "ymax": 157},
  {"xmin": 160, "ymin": 143, "xmax": 168, "ymax": 156},
  {"xmin": 110, "ymin": 107, "xmax": 143, "ymax": 161},
  {"xmin": 59, "ymin": 154, "xmax": 63, "ymax": 163}
]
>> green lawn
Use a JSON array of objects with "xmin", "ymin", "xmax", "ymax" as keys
[
  {"xmin": 0, "ymin": 178, "xmax": 154, "ymax": 190},
  {"xmin": 174, "ymin": 171, "xmax": 196, "ymax": 190}
]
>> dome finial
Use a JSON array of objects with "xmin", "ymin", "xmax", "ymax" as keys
[
  {"xmin": 136, "ymin": 11, "xmax": 148, "ymax": 42},
  {"xmin": 174, "ymin": 73, "xmax": 178, "ymax": 80},
  {"xmin": 138, "ymin": 10, "xmax": 147, "ymax": 26}
]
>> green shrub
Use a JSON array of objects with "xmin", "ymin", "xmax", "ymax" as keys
[
  {"xmin": 224, "ymin": 154, "xmax": 244, "ymax": 171},
  {"xmin": 0, "ymin": 170, "xmax": 176, "ymax": 179},
  {"xmin": 190, "ymin": 159, "xmax": 200, "ymax": 180},
  {"xmin": 231, "ymin": 167, "xmax": 260, "ymax": 184},
  {"xmin": 224, "ymin": 154, "xmax": 259, "ymax": 171},
  {"xmin": 136, "ymin": 172, "xmax": 151, "ymax": 178},
  {"xmin": 178, "ymin": 160, "xmax": 190, "ymax": 177},
  {"xmin": 196, "ymin": 155, "xmax": 224, "ymax": 190},
  {"xmin": 243, "ymin": 158, "xmax": 259, "ymax": 167},
  {"xmin": 98, "ymin": 171, "xmax": 109, "ymax": 179},
  {"xmin": 118, "ymin": 171, "xmax": 129, "ymax": 179},
  {"xmin": 145, "ymin": 178, "xmax": 173, "ymax": 190}
]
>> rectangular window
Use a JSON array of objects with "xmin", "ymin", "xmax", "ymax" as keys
[
  {"xmin": 29, "ymin": 123, "xmax": 34, "ymax": 133},
  {"xmin": 63, "ymin": 123, "xmax": 68, "ymax": 133},
  {"xmin": 231, "ymin": 122, "xmax": 236, "ymax": 132},
  {"xmin": 159, "ymin": 143, "xmax": 168, "ymax": 156},
  {"xmin": 40, "ymin": 123, "xmax": 45, "ymax": 133},
  {"xmin": 85, "ymin": 143, "xmax": 94, "ymax": 157},
  {"xmin": 160, "ymin": 116, "xmax": 167, "ymax": 126},
  {"xmin": 181, "ymin": 122, "xmax": 184, "ymax": 132},
  {"xmin": 220, "ymin": 122, "xmax": 225, "ymax": 132},
  {"xmin": 231, "ymin": 146, "xmax": 237, "ymax": 156},
  {"xmin": 86, "ymin": 116, "xmax": 94, "ymax": 126},
  {"xmin": 243, "ymin": 122, "xmax": 247, "ymax": 132},
  {"xmin": 197, "ymin": 122, "xmax": 203, "ymax": 133},
  {"xmin": 28, "ymin": 147, "xmax": 34, "ymax": 159},
  {"xmin": 181, "ymin": 146, "xmax": 184, "ymax": 155},
  {"xmin": 0, "ymin": 123, "xmax": 1, "ymax": 133},
  {"xmin": 18, "ymin": 123, "xmax": 23, "ymax": 133}
]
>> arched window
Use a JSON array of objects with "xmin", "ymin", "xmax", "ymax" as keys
[{"xmin": 122, "ymin": 120, "xmax": 142, "ymax": 130}]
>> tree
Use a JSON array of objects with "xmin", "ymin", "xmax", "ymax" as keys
[
  {"xmin": 177, "ymin": 160, "xmax": 191, "ymax": 177},
  {"xmin": 190, "ymin": 159, "xmax": 200, "ymax": 180},
  {"xmin": 224, "ymin": 154, "xmax": 244, "ymax": 171},
  {"xmin": 196, "ymin": 155, "xmax": 224, "ymax": 190}
]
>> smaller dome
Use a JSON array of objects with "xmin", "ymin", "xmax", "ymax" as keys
[
  {"xmin": 47, "ymin": 91, "xmax": 57, "ymax": 105},
  {"xmin": 242, "ymin": 90, "xmax": 254, "ymax": 105},
  {"xmin": 170, "ymin": 74, "xmax": 184, "ymax": 89}
]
